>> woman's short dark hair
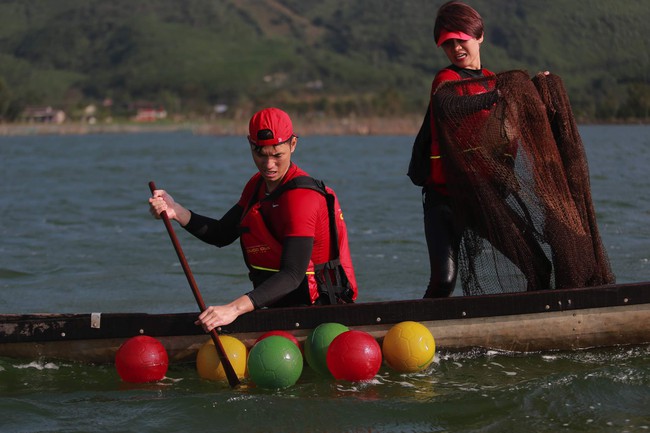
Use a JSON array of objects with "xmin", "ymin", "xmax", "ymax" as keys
[{"xmin": 434, "ymin": 1, "xmax": 484, "ymax": 44}]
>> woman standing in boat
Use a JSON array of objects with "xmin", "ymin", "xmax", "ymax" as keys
[
  {"xmin": 149, "ymin": 107, "xmax": 357, "ymax": 330},
  {"xmin": 408, "ymin": 1, "xmax": 553, "ymax": 297}
]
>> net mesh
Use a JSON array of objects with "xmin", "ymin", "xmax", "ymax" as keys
[{"xmin": 434, "ymin": 70, "xmax": 615, "ymax": 296}]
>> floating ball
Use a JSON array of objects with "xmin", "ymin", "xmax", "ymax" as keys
[
  {"xmin": 254, "ymin": 330, "xmax": 301, "ymax": 353},
  {"xmin": 304, "ymin": 322, "xmax": 349, "ymax": 376},
  {"xmin": 247, "ymin": 335, "xmax": 303, "ymax": 389},
  {"xmin": 196, "ymin": 335, "xmax": 247, "ymax": 381},
  {"xmin": 326, "ymin": 330, "xmax": 382, "ymax": 381},
  {"xmin": 115, "ymin": 335, "xmax": 168, "ymax": 383},
  {"xmin": 382, "ymin": 321, "xmax": 435, "ymax": 373}
]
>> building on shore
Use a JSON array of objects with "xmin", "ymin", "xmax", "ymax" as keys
[{"xmin": 21, "ymin": 106, "xmax": 66, "ymax": 124}]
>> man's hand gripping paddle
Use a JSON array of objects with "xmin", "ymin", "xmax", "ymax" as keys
[{"xmin": 149, "ymin": 181, "xmax": 240, "ymax": 388}]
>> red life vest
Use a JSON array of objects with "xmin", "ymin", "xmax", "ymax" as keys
[
  {"xmin": 239, "ymin": 176, "xmax": 358, "ymax": 304},
  {"xmin": 428, "ymin": 67, "xmax": 496, "ymax": 190}
]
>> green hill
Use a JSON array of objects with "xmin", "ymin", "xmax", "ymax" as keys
[{"xmin": 0, "ymin": 0, "xmax": 648, "ymax": 122}]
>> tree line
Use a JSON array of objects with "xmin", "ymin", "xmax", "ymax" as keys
[{"xmin": 0, "ymin": 0, "xmax": 648, "ymax": 123}]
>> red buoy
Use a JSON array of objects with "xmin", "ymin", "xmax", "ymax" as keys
[
  {"xmin": 254, "ymin": 330, "xmax": 301, "ymax": 353},
  {"xmin": 326, "ymin": 330, "xmax": 382, "ymax": 381},
  {"xmin": 115, "ymin": 335, "xmax": 168, "ymax": 383}
]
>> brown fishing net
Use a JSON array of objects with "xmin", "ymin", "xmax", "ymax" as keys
[{"xmin": 434, "ymin": 70, "xmax": 615, "ymax": 296}]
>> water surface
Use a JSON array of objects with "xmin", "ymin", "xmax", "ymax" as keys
[{"xmin": 0, "ymin": 126, "xmax": 648, "ymax": 432}]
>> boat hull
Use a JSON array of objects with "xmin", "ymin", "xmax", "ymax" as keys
[{"xmin": 1, "ymin": 282, "xmax": 649, "ymax": 364}]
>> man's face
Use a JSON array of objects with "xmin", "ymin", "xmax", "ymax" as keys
[{"xmin": 250, "ymin": 137, "xmax": 296, "ymax": 191}]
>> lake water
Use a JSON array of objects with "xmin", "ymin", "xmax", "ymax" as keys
[{"xmin": 0, "ymin": 125, "xmax": 649, "ymax": 432}]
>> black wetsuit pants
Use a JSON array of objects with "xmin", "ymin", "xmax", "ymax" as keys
[{"xmin": 422, "ymin": 187, "xmax": 461, "ymax": 298}]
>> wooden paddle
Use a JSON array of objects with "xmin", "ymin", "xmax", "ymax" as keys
[{"xmin": 148, "ymin": 181, "xmax": 240, "ymax": 388}]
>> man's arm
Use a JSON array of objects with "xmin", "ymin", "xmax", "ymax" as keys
[
  {"xmin": 195, "ymin": 236, "xmax": 313, "ymax": 332},
  {"xmin": 246, "ymin": 236, "xmax": 313, "ymax": 308},
  {"xmin": 183, "ymin": 204, "xmax": 243, "ymax": 247}
]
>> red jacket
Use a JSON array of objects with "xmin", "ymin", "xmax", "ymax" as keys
[{"xmin": 239, "ymin": 173, "xmax": 357, "ymax": 304}]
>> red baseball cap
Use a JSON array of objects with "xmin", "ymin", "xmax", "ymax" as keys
[
  {"xmin": 248, "ymin": 107, "xmax": 295, "ymax": 146},
  {"xmin": 437, "ymin": 29, "xmax": 474, "ymax": 47}
]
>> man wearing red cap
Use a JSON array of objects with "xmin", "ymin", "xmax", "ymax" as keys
[{"xmin": 149, "ymin": 107, "xmax": 357, "ymax": 330}]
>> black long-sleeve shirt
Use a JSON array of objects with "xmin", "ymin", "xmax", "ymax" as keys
[{"xmin": 183, "ymin": 206, "xmax": 314, "ymax": 308}]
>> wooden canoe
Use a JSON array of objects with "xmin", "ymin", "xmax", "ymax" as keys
[{"xmin": 1, "ymin": 282, "xmax": 649, "ymax": 364}]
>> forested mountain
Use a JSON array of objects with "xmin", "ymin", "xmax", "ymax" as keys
[{"xmin": 0, "ymin": 0, "xmax": 648, "ymax": 122}]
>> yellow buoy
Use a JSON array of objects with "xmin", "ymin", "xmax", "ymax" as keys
[
  {"xmin": 382, "ymin": 321, "xmax": 435, "ymax": 373},
  {"xmin": 196, "ymin": 336, "xmax": 247, "ymax": 381}
]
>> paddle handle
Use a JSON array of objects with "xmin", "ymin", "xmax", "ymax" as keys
[{"xmin": 149, "ymin": 181, "xmax": 240, "ymax": 388}]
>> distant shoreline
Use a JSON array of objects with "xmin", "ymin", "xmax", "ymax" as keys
[
  {"xmin": 1, "ymin": 116, "xmax": 645, "ymax": 137},
  {"xmin": 0, "ymin": 116, "xmax": 424, "ymax": 137}
]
